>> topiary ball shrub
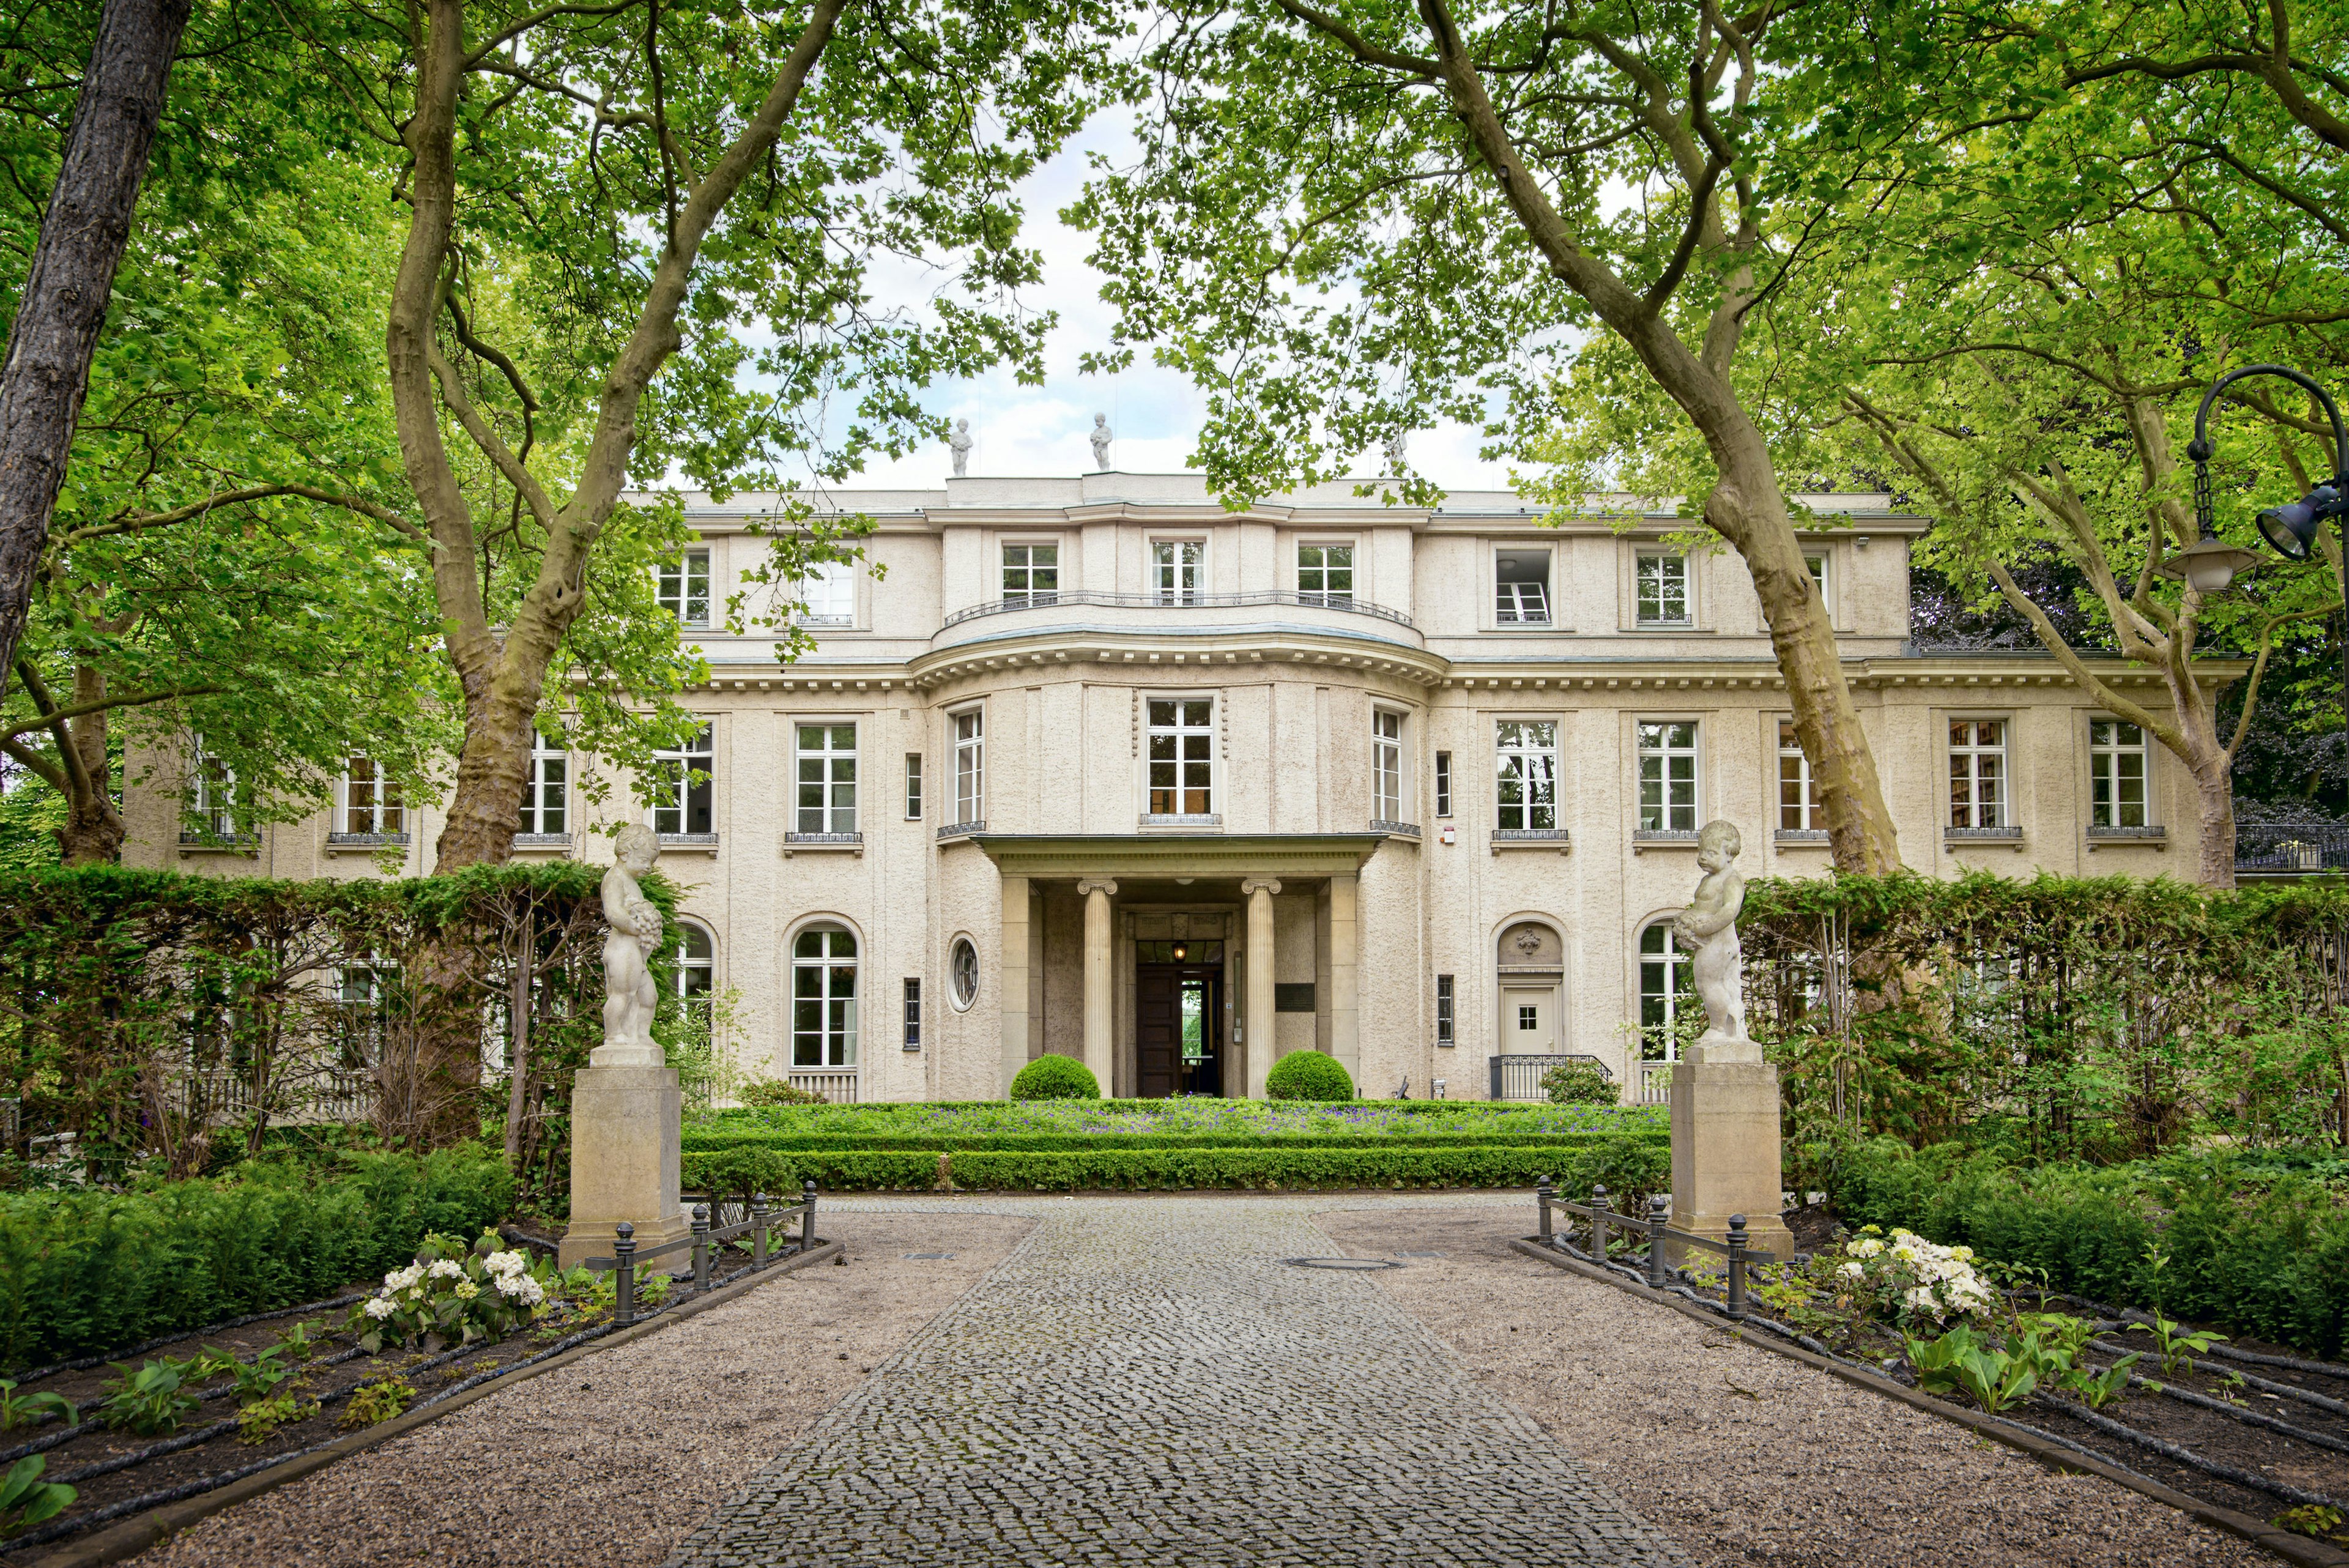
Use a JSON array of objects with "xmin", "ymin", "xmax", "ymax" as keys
[
  {"xmin": 1540, "ymin": 1060, "xmax": 1619, "ymax": 1106},
  {"xmin": 1010, "ymin": 1053, "xmax": 1101, "ymax": 1101},
  {"xmin": 1266, "ymin": 1049, "xmax": 1354, "ymax": 1102}
]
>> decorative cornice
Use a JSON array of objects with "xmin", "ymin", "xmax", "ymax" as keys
[{"xmin": 974, "ymin": 835, "xmax": 1373, "ymax": 881}]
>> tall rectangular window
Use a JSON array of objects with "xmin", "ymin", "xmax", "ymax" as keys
[
  {"xmin": 342, "ymin": 757, "xmax": 404, "ymax": 836},
  {"xmin": 1636, "ymin": 553, "xmax": 1689, "ymax": 625},
  {"xmin": 191, "ymin": 736, "xmax": 237, "ymax": 839},
  {"xmin": 952, "ymin": 709, "xmax": 984, "ymax": 823},
  {"xmin": 1435, "ymin": 974, "xmax": 1455, "ymax": 1047},
  {"xmin": 1948, "ymin": 719, "xmax": 2009, "ymax": 829},
  {"xmin": 1297, "ymin": 542, "xmax": 1354, "ymax": 606},
  {"xmin": 1371, "ymin": 710, "xmax": 1404, "ymax": 822},
  {"xmin": 795, "ymin": 723, "xmax": 858, "ymax": 834},
  {"xmin": 798, "ymin": 560, "xmax": 854, "ymax": 625},
  {"xmin": 1494, "ymin": 720, "xmax": 1558, "ymax": 831},
  {"xmin": 1637, "ymin": 721, "xmax": 1699, "ymax": 832},
  {"xmin": 2090, "ymin": 720, "xmax": 2148, "ymax": 828},
  {"xmin": 905, "ymin": 753, "xmax": 924, "ymax": 820},
  {"xmin": 1806, "ymin": 552, "xmax": 1831, "ymax": 614},
  {"xmin": 1777, "ymin": 720, "xmax": 1822, "ymax": 833},
  {"xmin": 656, "ymin": 549, "xmax": 710, "ymax": 628},
  {"xmin": 902, "ymin": 978, "xmax": 922, "ymax": 1051},
  {"xmin": 520, "ymin": 734, "xmax": 566, "ymax": 835},
  {"xmin": 1147, "ymin": 697, "xmax": 1215, "ymax": 816},
  {"xmin": 1152, "ymin": 540, "xmax": 1202, "ymax": 604},
  {"xmin": 653, "ymin": 724, "xmax": 714, "ymax": 836},
  {"xmin": 1495, "ymin": 548, "xmax": 1551, "ymax": 623},
  {"xmin": 1435, "ymin": 751, "xmax": 1452, "ymax": 817},
  {"xmin": 1002, "ymin": 543, "xmax": 1059, "ymax": 605}
]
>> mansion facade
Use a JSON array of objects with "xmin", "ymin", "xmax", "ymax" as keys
[{"xmin": 123, "ymin": 471, "xmax": 2221, "ymax": 1105}]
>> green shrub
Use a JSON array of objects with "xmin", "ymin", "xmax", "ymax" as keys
[
  {"xmin": 1009, "ymin": 1055, "xmax": 1100, "ymax": 1101},
  {"xmin": 681, "ymin": 1128, "xmax": 1664, "ymax": 1154},
  {"xmin": 737, "ymin": 1079, "xmax": 828, "ymax": 1108},
  {"xmin": 1266, "ymin": 1050, "xmax": 1353, "ymax": 1102},
  {"xmin": 0, "ymin": 1146, "xmax": 512, "ymax": 1372},
  {"xmin": 1540, "ymin": 1061, "xmax": 1619, "ymax": 1105},
  {"xmin": 699, "ymin": 1143, "xmax": 792, "ymax": 1204}
]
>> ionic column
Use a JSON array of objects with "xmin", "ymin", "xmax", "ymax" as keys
[
  {"xmin": 1075, "ymin": 879, "xmax": 1118, "ymax": 1090},
  {"xmin": 1241, "ymin": 877, "xmax": 1282, "ymax": 1098}
]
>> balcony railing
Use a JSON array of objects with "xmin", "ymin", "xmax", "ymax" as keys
[
  {"xmin": 784, "ymin": 1067, "xmax": 860, "ymax": 1104},
  {"xmin": 941, "ymin": 588, "xmax": 1413, "ymax": 630},
  {"xmin": 2238, "ymin": 823, "xmax": 2349, "ymax": 876},
  {"xmin": 1635, "ymin": 1061, "xmax": 1673, "ymax": 1105},
  {"xmin": 1488, "ymin": 1053, "xmax": 1611, "ymax": 1102}
]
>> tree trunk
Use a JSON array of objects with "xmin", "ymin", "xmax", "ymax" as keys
[
  {"xmin": 54, "ymin": 664, "xmax": 122, "ymax": 864},
  {"xmin": 2192, "ymin": 757, "xmax": 2238, "ymax": 890},
  {"xmin": 0, "ymin": 0, "xmax": 191, "ymax": 696}
]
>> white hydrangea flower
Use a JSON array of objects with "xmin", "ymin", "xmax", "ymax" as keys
[
  {"xmin": 455, "ymin": 1280, "xmax": 480, "ymax": 1300},
  {"xmin": 1838, "ymin": 1261, "xmax": 1865, "ymax": 1280},
  {"xmin": 494, "ymin": 1273, "xmax": 530, "ymax": 1297},
  {"xmin": 1950, "ymin": 1246, "xmax": 1975, "ymax": 1263},
  {"xmin": 429, "ymin": 1259, "xmax": 465, "ymax": 1280},
  {"xmin": 485, "ymin": 1250, "xmax": 527, "ymax": 1278},
  {"xmin": 516, "ymin": 1278, "xmax": 546, "ymax": 1306},
  {"xmin": 385, "ymin": 1265, "xmax": 423, "ymax": 1291},
  {"xmin": 1848, "ymin": 1238, "xmax": 1883, "ymax": 1258},
  {"xmin": 364, "ymin": 1298, "xmax": 395, "ymax": 1320}
]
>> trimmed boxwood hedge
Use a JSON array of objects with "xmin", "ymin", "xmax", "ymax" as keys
[
  {"xmin": 1265, "ymin": 1050, "xmax": 1354, "ymax": 1101},
  {"xmin": 1009, "ymin": 1055, "xmax": 1101, "ymax": 1101},
  {"xmin": 0, "ymin": 1146, "xmax": 513, "ymax": 1372},
  {"xmin": 685, "ymin": 1139, "xmax": 1666, "ymax": 1198},
  {"xmin": 680, "ymin": 1129, "xmax": 1669, "ymax": 1153}
]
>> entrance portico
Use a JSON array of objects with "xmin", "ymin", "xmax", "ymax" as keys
[{"xmin": 977, "ymin": 835, "xmax": 1382, "ymax": 1099}]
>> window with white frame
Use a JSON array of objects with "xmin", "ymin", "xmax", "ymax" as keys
[
  {"xmin": 1495, "ymin": 548, "xmax": 1551, "ymax": 623},
  {"xmin": 2090, "ymin": 719, "xmax": 2148, "ymax": 829},
  {"xmin": 795, "ymin": 723, "xmax": 857, "ymax": 834},
  {"xmin": 519, "ymin": 733, "xmax": 566, "ymax": 836},
  {"xmin": 1777, "ymin": 720, "xmax": 1822, "ymax": 833},
  {"xmin": 1638, "ymin": 921, "xmax": 1695, "ymax": 1060},
  {"xmin": 1297, "ymin": 542, "xmax": 1353, "ymax": 606},
  {"xmin": 675, "ymin": 922, "xmax": 714, "ymax": 1044},
  {"xmin": 905, "ymin": 752, "xmax": 923, "ymax": 820},
  {"xmin": 1002, "ymin": 542, "xmax": 1058, "ymax": 605},
  {"xmin": 1152, "ymin": 540, "xmax": 1202, "ymax": 604},
  {"xmin": 792, "ymin": 925, "xmax": 858, "ymax": 1068},
  {"xmin": 652, "ymin": 724, "xmax": 714, "ymax": 836},
  {"xmin": 190, "ymin": 735, "xmax": 237, "ymax": 839},
  {"xmin": 341, "ymin": 756, "xmax": 404, "ymax": 836},
  {"xmin": 1806, "ymin": 551, "xmax": 1831, "ymax": 614},
  {"xmin": 1494, "ymin": 720, "xmax": 1558, "ymax": 831},
  {"xmin": 656, "ymin": 549, "xmax": 710, "ymax": 628},
  {"xmin": 1372, "ymin": 710, "xmax": 1405, "ymax": 823},
  {"xmin": 1146, "ymin": 697, "xmax": 1215, "ymax": 816},
  {"xmin": 1434, "ymin": 751, "xmax": 1452, "ymax": 817},
  {"xmin": 798, "ymin": 560, "xmax": 855, "ymax": 626},
  {"xmin": 1636, "ymin": 721, "xmax": 1699, "ymax": 832},
  {"xmin": 1949, "ymin": 719, "xmax": 2009, "ymax": 830},
  {"xmin": 1636, "ymin": 552, "xmax": 1690, "ymax": 625},
  {"xmin": 952, "ymin": 709, "xmax": 984, "ymax": 824}
]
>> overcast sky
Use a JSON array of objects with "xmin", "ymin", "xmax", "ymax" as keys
[{"xmin": 831, "ymin": 120, "xmax": 1522, "ymax": 496}]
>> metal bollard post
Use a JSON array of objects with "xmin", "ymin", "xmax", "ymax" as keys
[
  {"xmin": 1646, "ymin": 1194, "xmax": 1671, "ymax": 1290},
  {"xmin": 1535, "ymin": 1175, "xmax": 1554, "ymax": 1245},
  {"xmin": 691, "ymin": 1203, "xmax": 711, "ymax": 1291},
  {"xmin": 1590, "ymin": 1184, "xmax": 1611, "ymax": 1262},
  {"xmin": 1726, "ymin": 1214, "xmax": 1750, "ymax": 1321},
  {"xmin": 614, "ymin": 1222, "xmax": 637, "ymax": 1326},
  {"xmin": 801, "ymin": 1179, "xmax": 818, "ymax": 1255},
  {"xmin": 751, "ymin": 1192, "xmax": 770, "ymax": 1269}
]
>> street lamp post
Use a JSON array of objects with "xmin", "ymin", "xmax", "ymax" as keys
[{"xmin": 2183, "ymin": 364, "xmax": 2349, "ymax": 801}]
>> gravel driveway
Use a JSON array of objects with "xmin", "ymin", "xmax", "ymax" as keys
[
  {"xmin": 150, "ymin": 1211, "xmax": 1033, "ymax": 1568},
  {"xmin": 1314, "ymin": 1205, "xmax": 2268, "ymax": 1568}
]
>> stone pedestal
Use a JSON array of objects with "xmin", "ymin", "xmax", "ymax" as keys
[
  {"xmin": 558, "ymin": 1065, "xmax": 691, "ymax": 1269},
  {"xmin": 1668, "ymin": 1041, "xmax": 1795, "ymax": 1265}
]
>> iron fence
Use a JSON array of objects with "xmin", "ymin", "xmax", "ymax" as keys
[
  {"xmin": 591, "ymin": 1181, "xmax": 822, "ymax": 1325},
  {"xmin": 1532, "ymin": 1176, "xmax": 1776, "ymax": 1321},
  {"xmin": 2237, "ymin": 823, "xmax": 2349, "ymax": 877},
  {"xmin": 940, "ymin": 588, "xmax": 1415, "ymax": 630},
  {"xmin": 1487, "ymin": 1053, "xmax": 1612, "ymax": 1102}
]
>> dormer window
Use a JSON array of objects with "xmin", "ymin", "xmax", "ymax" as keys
[{"xmin": 1496, "ymin": 548, "xmax": 1551, "ymax": 623}]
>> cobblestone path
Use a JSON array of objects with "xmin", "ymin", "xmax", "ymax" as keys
[{"xmin": 666, "ymin": 1199, "xmax": 1685, "ymax": 1567}]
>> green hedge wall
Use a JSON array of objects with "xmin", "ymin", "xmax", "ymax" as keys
[
  {"xmin": 679, "ymin": 1130, "xmax": 1669, "ymax": 1154},
  {"xmin": 1828, "ymin": 1138, "xmax": 2349, "ymax": 1358},
  {"xmin": 685, "ymin": 1140, "xmax": 1666, "ymax": 1198},
  {"xmin": 0, "ymin": 1146, "xmax": 513, "ymax": 1370}
]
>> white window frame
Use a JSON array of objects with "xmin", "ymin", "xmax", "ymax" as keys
[
  {"xmin": 1151, "ymin": 538, "xmax": 1204, "ymax": 605},
  {"xmin": 657, "ymin": 548, "xmax": 711, "ymax": 628},
  {"xmin": 1806, "ymin": 550, "xmax": 1832, "ymax": 617},
  {"xmin": 651, "ymin": 724, "xmax": 714, "ymax": 838},
  {"xmin": 339, "ymin": 756, "xmax": 405, "ymax": 837},
  {"xmin": 1296, "ymin": 540, "xmax": 1355, "ymax": 606},
  {"xmin": 519, "ymin": 733, "xmax": 567, "ymax": 836},
  {"xmin": 1948, "ymin": 718, "xmax": 2009, "ymax": 830},
  {"xmin": 1636, "ymin": 720, "xmax": 1700, "ymax": 833},
  {"xmin": 1494, "ymin": 719, "xmax": 1559, "ymax": 832},
  {"xmin": 675, "ymin": 921, "xmax": 715, "ymax": 1043},
  {"xmin": 1001, "ymin": 541, "xmax": 1060, "ymax": 606},
  {"xmin": 905, "ymin": 752, "xmax": 923, "ymax": 820},
  {"xmin": 1638, "ymin": 920, "xmax": 1694, "ymax": 1061},
  {"xmin": 948, "ymin": 934, "xmax": 979, "ymax": 1010},
  {"xmin": 1635, "ymin": 552, "xmax": 1690, "ymax": 626},
  {"xmin": 2090, "ymin": 718, "xmax": 2150, "ymax": 830},
  {"xmin": 1371, "ymin": 708, "xmax": 1405, "ymax": 823},
  {"xmin": 190, "ymin": 735, "xmax": 237, "ymax": 839},
  {"xmin": 1776, "ymin": 719, "xmax": 1822, "ymax": 833},
  {"xmin": 791, "ymin": 924, "xmax": 858, "ymax": 1068},
  {"xmin": 794, "ymin": 721, "xmax": 858, "ymax": 834},
  {"xmin": 1434, "ymin": 751, "xmax": 1452, "ymax": 818},
  {"xmin": 1145, "ymin": 694, "xmax": 1217, "ymax": 819},
  {"xmin": 796, "ymin": 559, "xmax": 855, "ymax": 627},
  {"xmin": 1494, "ymin": 546, "xmax": 1553, "ymax": 625},
  {"xmin": 951, "ymin": 707, "xmax": 985, "ymax": 826}
]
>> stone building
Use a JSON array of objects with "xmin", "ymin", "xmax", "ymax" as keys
[{"xmin": 122, "ymin": 470, "xmax": 2224, "ymax": 1104}]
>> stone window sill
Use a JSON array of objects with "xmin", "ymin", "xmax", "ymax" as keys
[
  {"xmin": 1491, "ymin": 828, "xmax": 1570, "ymax": 854},
  {"xmin": 325, "ymin": 833, "xmax": 409, "ymax": 855},
  {"xmin": 1945, "ymin": 826, "xmax": 2024, "ymax": 850},
  {"xmin": 1368, "ymin": 820, "xmax": 1420, "ymax": 839},
  {"xmin": 658, "ymin": 832, "xmax": 721, "ymax": 855},
  {"xmin": 782, "ymin": 831, "xmax": 864, "ymax": 858},
  {"xmin": 1139, "ymin": 814, "xmax": 1222, "ymax": 831},
  {"xmin": 1773, "ymin": 829, "xmax": 1830, "ymax": 847},
  {"xmin": 2086, "ymin": 825, "xmax": 2165, "ymax": 848},
  {"xmin": 177, "ymin": 835, "xmax": 258, "ymax": 857},
  {"xmin": 937, "ymin": 820, "xmax": 986, "ymax": 841},
  {"xmin": 1632, "ymin": 830, "xmax": 1701, "ymax": 852},
  {"xmin": 511, "ymin": 833, "xmax": 571, "ymax": 853}
]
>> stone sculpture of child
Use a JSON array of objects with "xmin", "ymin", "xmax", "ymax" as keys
[
  {"xmin": 596, "ymin": 823, "xmax": 665, "ymax": 1066},
  {"xmin": 1672, "ymin": 819, "xmax": 1750, "ymax": 1049}
]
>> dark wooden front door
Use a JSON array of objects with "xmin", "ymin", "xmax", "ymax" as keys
[{"xmin": 1136, "ymin": 964, "xmax": 1221, "ymax": 1098}]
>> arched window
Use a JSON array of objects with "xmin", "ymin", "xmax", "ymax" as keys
[
  {"xmin": 793, "ymin": 925, "xmax": 858, "ymax": 1067},
  {"xmin": 676, "ymin": 923, "xmax": 715, "ymax": 1042},
  {"xmin": 1638, "ymin": 922, "xmax": 1695, "ymax": 1061},
  {"xmin": 949, "ymin": 935, "xmax": 979, "ymax": 1009}
]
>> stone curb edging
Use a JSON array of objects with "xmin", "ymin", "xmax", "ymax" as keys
[
  {"xmin": 1506, "ymin": 1239, "xmax": 2349, "ymax": 1568},
  {"xmin": 26, "ymin": 1240, "xmax": 846, "ymax": 1568}
]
